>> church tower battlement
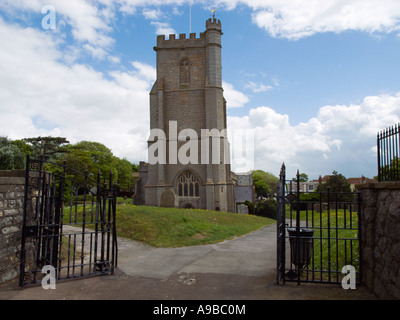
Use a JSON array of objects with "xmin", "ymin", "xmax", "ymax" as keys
[{"xmin": 154, "ymin": 18, "xmax": 221, "ymax": 48}]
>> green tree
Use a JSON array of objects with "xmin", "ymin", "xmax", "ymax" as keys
[
  {"xmin": 115, "ymin": 157, "xmax": 134, "ymax": 190},
  {"xmin": 292, "ymin": 172, "xmax": 308, "ymax": 182},
  {"xmin": 378, "ymin": 156, "xmax": 400, "ymax": 181},
  {"xmin": 23, "ymin": 136, "xmax": 69, "ymax": 161},
  {"xmin": 132, "ymin": 163, "xmax": 139, "ymax": 172},
  {"xmin": 252, "ymin": 170, "xmax": 279, "ymax": 198},
  {"xmin": 0, "ymin": 136, "xmax": 25, "ymax": 170},
  {"xmin": 61, "ymin": 141, "xmax": 117, "ymax": 183},
  {"xmin": 11, "ymin": 139, "xmax": 32, "ymax": 157},
  {"xmin": 316, "ymin": 170, "xmax": 353, "ymax": 201},
  {"xmin": 56, "ymin": 141, "xmax": 134, "ymax": 191}
]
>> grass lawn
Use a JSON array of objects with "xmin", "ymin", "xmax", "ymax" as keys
[
  {"xmin": 286, "ymin": 207, "xmax": 360, "ymax": 280},
  {"xmin": 116, "ymin": 205, "xmax": 274, "ymax": 247},
  {"xmin": 63, "ymin": 201, "xmax": 275, "ymax": 248}
]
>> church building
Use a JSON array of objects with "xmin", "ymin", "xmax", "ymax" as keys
[{"xmin": 135, "ymin": 18, "xmax": 237, "ymax": 212}]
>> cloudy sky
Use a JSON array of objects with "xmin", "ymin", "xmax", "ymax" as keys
[{"xmin": 1, "ymin": 0, "xmax": 400, "ymax": 180}]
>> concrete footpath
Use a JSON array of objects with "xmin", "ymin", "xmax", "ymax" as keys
[{"xmin": 0, "ymin": 225, "xmax": 378, "ymax": 300}]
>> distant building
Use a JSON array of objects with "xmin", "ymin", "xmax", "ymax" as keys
[
  {"xmin": 347, "ymin": 176, "xmax": 378, "ymax": 191},
  {"xmin": 234, "ymin": 171, "xmax": 255, "ymax": 214},
  {"xmin": 287, "ymin": 180, "xmax": 319, "ymax": 193},
  {"xmin": 289, "ymin": 174, "xmax": 378, "ymax": 193}
]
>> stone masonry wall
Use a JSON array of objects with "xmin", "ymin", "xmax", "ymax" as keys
[
  {"xmin": 357, "ymin": 182, "xmax": 400, "ymax": 299},
  {"xmin": 0, "ymin": 170, "xmax": 26, "ymax": 284}
]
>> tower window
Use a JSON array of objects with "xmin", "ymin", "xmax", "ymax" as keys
[
  {"xmin": 179, "ymin": 58, "xmax": 190, "ymax": 86},
  {"xmin": 177, "ymin": 171, "xmax": 200, "ymax": 197}
]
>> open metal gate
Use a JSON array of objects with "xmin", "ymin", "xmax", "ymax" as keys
[
  {"xmin": 277, "ymin": 163, "xmax": 362, "ymax": 285},
  {"xmin": 19, "ymin": 155, "xmax": 118, "ymax": 288}
]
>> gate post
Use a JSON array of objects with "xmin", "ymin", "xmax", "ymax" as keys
[{"xmin": 276, "ymin": 163, "xmax": 286, "ymax": 284}]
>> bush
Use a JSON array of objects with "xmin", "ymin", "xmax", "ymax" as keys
[
  {"xmin": 290, "ymin": 193, "xmax": 321, "ymax": 211},
  {"xmin": 256, "ymin": 199, "xmax": 277, "ymax": 219},
  {"xmin": 244, "ymin": 199, "xmax": 277, "ymax": 220},
  {"xmin": 0, "ymin": 137, "xmax": 25, "ymax": 170}
]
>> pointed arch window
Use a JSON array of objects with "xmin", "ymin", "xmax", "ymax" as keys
[
  {"xmin": 177, "ymin": 171, "xmax": 200, "ymax": 197},
  {"xmin": 179, "ymin": 58, "xmax": 190, "ymax": 86}
]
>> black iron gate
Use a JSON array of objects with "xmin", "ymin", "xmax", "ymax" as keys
[
  {"xmin": 277, "ymin": 163, "xmax": 362, "ymax": 285},
  {"xmin": 19, "ymin": 155, "xmax": 118, "ymax": 288}
]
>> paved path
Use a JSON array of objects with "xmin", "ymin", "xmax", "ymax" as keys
[{"xmin": 0, "ymin": 225, "xmax": 377, "ymax": 300}]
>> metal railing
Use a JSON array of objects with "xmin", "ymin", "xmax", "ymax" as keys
[
  {"xmin": 277, "ymin": 165, "xmax": 362, "ymax": 285},
  {"xmin": 377, "ymin": 123, "xmax": 400, "ymax": 182},
  {"xmin": 19, "ymin": 155, "xmax": 118, "ymax": 289}
]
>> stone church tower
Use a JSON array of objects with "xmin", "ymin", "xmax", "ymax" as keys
[{"xmin": 138, "ymin": 18, "xmax": 236, "ymax": 212}]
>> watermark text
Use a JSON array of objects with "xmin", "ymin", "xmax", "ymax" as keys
[{"xmin": 41, "ymin": 5, "xmax": 56, "ymax": 30}]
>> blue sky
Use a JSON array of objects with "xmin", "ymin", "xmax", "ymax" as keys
[{"xmin": 1, "ymin": 0, "xmax": 400, "ymax": 181}]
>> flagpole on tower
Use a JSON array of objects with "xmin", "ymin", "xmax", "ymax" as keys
[{"xmin": 189, "ymin": 0, "xmax": 192, "ymax": 33}]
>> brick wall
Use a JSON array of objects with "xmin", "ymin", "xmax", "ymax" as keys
[{"xmin": 357, "ymin": 182, "xmax": 400, "ymax": 299}]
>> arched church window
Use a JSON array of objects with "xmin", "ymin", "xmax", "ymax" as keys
[
  {"xmin": 179, "ymin": 58, "xmax": 190, "ymax": 85},
  {"xmin": 177, "ymin": 171, "xmax": 200, "ymax": 197}
]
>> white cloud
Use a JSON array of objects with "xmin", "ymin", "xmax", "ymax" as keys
[
  {"xmin": 131, "ymin": 61, "xmax": 156, "ymax": 82},
  {"xmin": 0, "ymin": 0, "xmax": 115, "ymax": 60},
  {"xmin": 142, "ymin": 8, "xmax": 163, "ymax": 20},
  {"xmin": 151, "ymin": 21, "xmax": 176, "ymax": 35},
  {"xmin": 223, "ymin": 81, "xmax": 250, "ymax": 108},
  {"xmin": 245, "ymin": 81, "xmax": 273, "ymax": 93},
  {"xmin": 215, "ymin": 0, "xmax": 400, "ymax": 39},
  {"xmin": 0, "ymin": 17, "xmax": 151, "ymax": 163},
  {"xmin": 0, "ymin": 0, "xmax": 188, "ymax": 45},
  {"xmin": 228, "ymin": 93, "xmax": 400, "ymax": 178},
  {"xmin": 3, "ymin": 0, "xmax": 399, "ymax": 65}
]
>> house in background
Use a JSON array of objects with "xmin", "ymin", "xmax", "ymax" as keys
[
  {"xmin": 287, "ymin": 180, "xmax": 319, "ymax": 193},
  {"xmin": 347, "ymin": 176, "xmax": 378, "ymax": 191},
  {"xmin": 289, "ymin": 174, "xmax": 378, "ymax": 193}
]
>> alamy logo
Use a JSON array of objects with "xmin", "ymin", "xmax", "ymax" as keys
[
  {"xmin": 41, "ymin": 265, "xmax": 56, "ymax": 289},
  {"xmin": 148, "ymin": 121, "xmax": 255, "ymax": 172},
  {"xmin": 41, "ymin": 5, "xmax": 56, "ymax": 30},
  {"xmin": 341, "ymin": 265, "xmax": 356, "ymax": 289}
]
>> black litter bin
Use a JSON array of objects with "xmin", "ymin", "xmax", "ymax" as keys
[{"xmin": 287, "ymin": 227, "xmax": 314, "ymax": 269}]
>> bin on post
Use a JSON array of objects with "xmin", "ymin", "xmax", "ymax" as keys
[{"xmin": 287, "ymin": 227, "xmax": 314, "ymax": 269}]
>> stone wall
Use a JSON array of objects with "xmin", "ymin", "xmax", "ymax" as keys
[
  {"xmin": 0, "ymin": 170, "xmax": 26, "ymax": 284},
  {"xmin": 357, "ymin": 182, "xmax": 400, "ymax": 299}
]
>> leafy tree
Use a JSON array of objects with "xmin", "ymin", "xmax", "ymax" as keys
[
  {"xmin": 378, "ymin": 156, "xmax": 400, "ymax": 181},
  {"xmin": 292, "ymin": 172, "xmax": 308, "ymax": 182},
  {"xmin": 0, "ymin": 136, "xmax": 25, "ymax": 170},
  {"xmin": 254, "ymin": 178, "xmax": 269, "ymax": 198},
  {"xmin": 114, "ymin": 157, "xmax": 134, "ymax": 190},
  {"xmin": 11, "ymin": 139, "xmax": 32, "ymax": 157},
  {"xmin": 316, "ymin": 170, "xmax": 354, "ymax": 201},
  {"xmin": 56, "ymin": 141, "xmax": 117, "ymax": 187},
  {"xmin": 23, "ymin": 136, "xmax": 69, "ymax": 161},
  {"xmin": 316, "ymin": 171, "xmax": 351, "ymax": 193},
  {"xmin": 252, "ymin": 170, "xmax": 279, "ymax": 198},
  {"xmin": 132, "ymin": 163, "xmax": 139, "ymax": 172},
  {"xmin": 51, "ymin": 141, "xmax": 135, "ymax": 192}
]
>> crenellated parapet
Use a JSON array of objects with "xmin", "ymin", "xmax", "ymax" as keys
[
  {"xmin": 206, "ymin": 18, "xmax": 222, "ymax": 31},
  {"xmin": 154, "ymin": 32, "xmax": 206, "ymax": 50},
  {"xmin": 154, "ymin": 18, "xmax": 222, "ymax": 51}
]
